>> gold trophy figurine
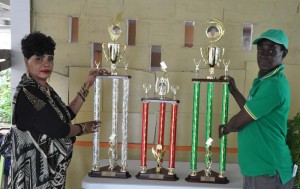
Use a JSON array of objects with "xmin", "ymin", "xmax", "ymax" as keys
[
  {"xmin": 103, "ymin": 12, "xmax": 126, "ymax": 75},
  {"xmin": 193, "ymin": 58, "xmax": 201, "ymax": 78},
  {"xmin": 200, "ymin": 18, "xmax": 225, "ymax": 79},
  {"xmin": 108, "ymin": 133, "xmax": 118, "ymax": 171},
  {"xmin": 95, "ymin": 61, "xmax": 101, "ymax": 70},
  {"xmin": 152, "ymin": 144, "xmax": 166, "ymax": 173},
  {"xmin": 223, "ymin": 60, "xmax": 230, "ymax": 80}
]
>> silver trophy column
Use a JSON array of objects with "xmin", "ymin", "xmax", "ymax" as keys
[
  {"xmin": 92, "ymin": 77, "xmax": 101, "ymax": 171},
  {"xmin": 121, "ymin": 78, "xmax": 129, "ymax": 172},
  {"xmin": 89, "ymin": 75, "xmax": 131, "ymax": 179}
]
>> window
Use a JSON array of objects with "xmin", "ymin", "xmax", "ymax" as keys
[
  {"xmin": 92, "ymin": 43, "xmax": 102, "ymax": 68},
  {"xmin": 127, "ymin": 19, "xmax": 136, "ymax": 46},
  {"xmin": 69, "ymin": 16, "xmax": 79, "ymax": 43},
  {"xmin": 150, "ymin": 45, "xmax": 162, "ymax": 72},
  {"xmin": 242, "ymin": 23, "xmax": 253, "ymax": 51},
  {"xmin": 184, "ymin": 21, "xmax": 195, "ymax": 48}
]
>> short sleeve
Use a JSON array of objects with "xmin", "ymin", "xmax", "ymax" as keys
[{"xmin": 244, "ymin": 84, "xmax": 280, "ymax": 120}]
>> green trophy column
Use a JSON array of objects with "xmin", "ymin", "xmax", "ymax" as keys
[
  {"xmin": 219, "ymin": 82, "xmax": 229, "ymax": 177},
  {"xmin": 205, "ymin": 82, "xmax": 214, "ymax": 173},
  {"xmin": 190, "ymin": 82, "xmax": 200, "ymax": 175}
]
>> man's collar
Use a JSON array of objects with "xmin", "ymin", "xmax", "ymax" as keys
[{"xmin": 259, "ymin": 64, "xmax": 284, "ymax": 80}]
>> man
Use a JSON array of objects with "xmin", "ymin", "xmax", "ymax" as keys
[{"xmin": 219, "ymin": 29, "xmax": 295, "ymax": 189}]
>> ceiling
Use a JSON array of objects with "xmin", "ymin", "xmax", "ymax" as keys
[{"xmin": 0, "ymin": 0, "xmax": 10, "ymax": 26}]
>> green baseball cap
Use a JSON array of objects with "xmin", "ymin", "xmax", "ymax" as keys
[{"xmin": 252, "ymin": 29, "xmax": 288, "ymax": 49}]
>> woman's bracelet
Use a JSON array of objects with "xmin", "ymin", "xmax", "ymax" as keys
[
  {"xmin": 76, "ymin": 124, "xmax": 84, "ymax": 136},
  {"xmin": 77, "ymin": 92, "xmax": 85, "ymax": 101},
  {"xmin": 82, "ymin": 123, "xmax": 87, "ymax": 134},
  {"xmin": 77, "ymin": 83, "xmax": 89, "ymax": 102},
  {"xmin": 76, "ymin": 123, "xmax": 88, "ymax": 136}
]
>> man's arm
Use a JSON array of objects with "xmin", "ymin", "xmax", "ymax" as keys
[
  {"xmin": 227, "ymin": 76, "xmax": 246, "ymax": 109},
  {"xmin": 219, "ymin": 108, "xmax": 254, "ymax": 138}
]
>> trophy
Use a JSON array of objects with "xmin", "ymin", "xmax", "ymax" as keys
[
  {"xmin": 170, "ymin": 85, "xmax": 179, "ymax": 100},
  {"xmin": 107, "ymin": 133, "xmax": 118, "ymax": 171},
  {"xmin": 223, "ymin": 60, "xmax": 230, "ymax": 79},
  {"xmin": 89, "ymin": 37, "xmax": 131, "ymax": 178},
  {"xmin": 155, "ymin": 61, "xmax": 170, "ymax": 99},
  {"xmin": 142, "ymin": 83, "xmax": 151, "ymax": 98},
  {"xmin": 102, "ymin": 12, "xmax": 126, "ymax": 75},
  {"xmin": 186, "ymin": 18, "xmax": 230, "ymax": 184},
  {"xmin": 95, "ymin": 61, "xmax": 101, "ymax": 69},
  {"xmin": 200, "ymin": 18, "xmax": 225, "ymax": 79},
  {"xmin": 152, "ymin": 144, "xmax": 167, "ymax": 173},
  {"xmin": 193, "ymin": 59, "xmax": 201, "ymax": 78},
  {"xmin": 136, "ymin": 61, "xmax": 180, "ymax": 181}
]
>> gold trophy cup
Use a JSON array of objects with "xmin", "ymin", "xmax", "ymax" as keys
[
  {"xmin": 102, "ymin": 13, "xmax": 126, "ymax": 75},
  {"xmin": 200, "ymin": 19, "xmax": 225, "ymax": 79}
]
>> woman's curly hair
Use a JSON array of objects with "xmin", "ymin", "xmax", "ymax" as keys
[{"xmin": 21, "ymin": 31, "xmax": 56, "ymax": 59}]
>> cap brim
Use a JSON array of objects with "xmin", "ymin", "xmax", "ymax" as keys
[
  {"xmin": 252, "ymin": 37, "xmax": 286, "ymax": 48},
  {"xmin": 252, "ymin": 37, "xmax": 261, "ymax": 45}
]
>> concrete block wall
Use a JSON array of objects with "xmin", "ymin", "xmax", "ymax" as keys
[{"xmin": 29, "ymin": 1, "xmax": 300, "ymax": 188}]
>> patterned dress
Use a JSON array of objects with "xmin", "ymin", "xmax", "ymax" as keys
[{"xmin": 2, "ymin": 74, "xmax": 76, "ymax": 189}]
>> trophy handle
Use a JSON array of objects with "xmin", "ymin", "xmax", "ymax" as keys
[
  {"xmin": 221, "ymin": 47, "xmax": 225, "ymax": 56},
  {"xmin": 155, "ymin": 77, "xmax": 159, "ymax": 94},
  {"xmin": 119, "ymin": 44, "xmax": 127, "ymax": 62},
  {"xmin": 216, "ymin": 47, "xmax": 225, "ymax": 68},
  {"xmin": 102, "ymin": 43, "xmax": 109, "ymax": 62},
  {"xmin": 166, "ymin": 78, "xmax": 170, "ymax": 94},
  {"xmin": 200, "ymin": 48, "xmax": 208, "ymax": 66}
]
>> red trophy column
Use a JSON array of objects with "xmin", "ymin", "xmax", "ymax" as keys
[
  {"xmin": 140, "ymin": 102, "xmax": 149, "ymax": 173},
  {"xmin": 158, "ymin": 103, "xmax": 166, "ymax": 146},
  {"xmin": 168, "ymin": 103, "xmax": 178, "ymax": 174}
]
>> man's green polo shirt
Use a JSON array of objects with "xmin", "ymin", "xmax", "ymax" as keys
[{"xmin": 240, "ymin": 64, "xmax": 293, "ymax": 184}]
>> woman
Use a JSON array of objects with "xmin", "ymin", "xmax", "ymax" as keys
[{"xmin": 6, "ymin": 32, "xmax": 102, "ymax": 188}]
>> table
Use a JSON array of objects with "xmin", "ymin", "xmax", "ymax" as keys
[{"xmin": 82, "ymin": 160, "xmax": 243, "ymax": 189}]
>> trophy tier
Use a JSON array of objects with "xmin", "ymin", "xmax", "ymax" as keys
[
  {"xmin": 96, "ymin": 75, "xmax": 131, "ymax": 79},
  {"xmin": 185, "ymin": 170, "xmax": 229, "ymax": 184},
  {"xmin": 88, "ymin": 165, "xmax": 131, "ymax": 179},
  {"xmin": 136, "ymin": 167, "xmax": 179, "ymax": 181},
  {"xmin": 192, "ymin": 78, "xmax": 229, "ymax": 83},
  {"xmin": 141, "ymin": 97, "xmax": 180, "ymax": 104}
]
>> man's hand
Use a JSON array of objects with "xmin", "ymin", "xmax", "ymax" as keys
[
  {"xmin": 219, "ymin": 124, "xmax": 229, "ymax": 138},
  {"xmin": 219, "ymin": 75, "xmax": 237, "ymax": 94}
]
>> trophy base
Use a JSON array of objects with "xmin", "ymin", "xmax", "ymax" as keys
[
  {"xmin": 136, "ymin": 167, "xmax": 179, "ymax": 181},
  {"xmin": 185, "ymin": 170, "xmax": 229, "ymax": 184},
  {"xmin": 88, "ymin": 165, "xmax": 131, "ymax": 179}
]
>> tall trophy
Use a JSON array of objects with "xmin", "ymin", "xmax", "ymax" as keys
[
  {"xmin": 102, "ymin": 12, "xmax": 126, "ymax": 75},
  {"xmin": 186, "ymin": 18, "xmax": 230, "ymax": 184},
  {"xmin": 88, "ymin": 15, "xmax": 131, "ymax": 178},
  {"xmin": 136, "ymin": 61, "xmax": 180, "ymax": 181}
]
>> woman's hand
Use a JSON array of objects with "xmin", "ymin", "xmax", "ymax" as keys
[
  {"xmin": 68, "ymin": 120, "xmax": 101, "ymax": 137},
  {"xmin": 82, "ymin": 120, "xmax": 100, "ymax": 134},
  {"xmin": 84, "ymin": 68, "xmax": 110, "ymax": 89},
  {"xmin": 77, "ymin": 120, "xmax": 101, "ymax": 136},
  {"xmin": 84, "ymin": 68, "xmax": 99, "ymax": 89}
]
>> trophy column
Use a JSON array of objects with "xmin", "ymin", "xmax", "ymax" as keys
[
  {"xmin": 219, "ymin": 82, "xmax": 229, "ymax": 177},
  {"xmin": 89, "ymin": 75, "xmax": 131, "ymax": 179},
  {"xmin": 185, "ymin": 78, "xmax": 229, "ymax": 184},
  {"xmin": 136, "ymin": 98, "xmax": 180, "ymax": 181},
  {"xmin": 91, "ymin": 76, "xmax": 101, "ymax": 172}
]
